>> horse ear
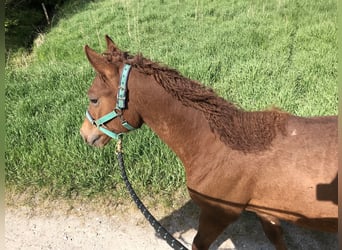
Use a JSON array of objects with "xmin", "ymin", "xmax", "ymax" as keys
[
  {"xmin": 84, "ymin": 45, "xmax": 116, "ymax": 78},
  {"xmin": 105, "ymin": 35, "xmax": 120, "ymax": 53}
]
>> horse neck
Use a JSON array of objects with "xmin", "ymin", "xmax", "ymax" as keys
[{"xmin": 132, "ymin": 72, "xmax": 212, "ymax": 163}]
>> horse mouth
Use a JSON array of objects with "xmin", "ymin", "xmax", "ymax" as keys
[{"xmin": 80, "ymin": 129, "xmax": 112, "ymax": 147}]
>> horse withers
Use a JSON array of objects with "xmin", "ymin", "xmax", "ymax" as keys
[{"xmin": 80, "ymin": 35, "xmax": 338, "ymax": 250}]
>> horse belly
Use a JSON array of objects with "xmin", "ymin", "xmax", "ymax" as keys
[
  {"xmin": 245, "ymin": 197, "xmax": 337, "ymax": 232},
  {"xmin": 245, "ymin": 164, "xmax": 338, "ymax": 232}
]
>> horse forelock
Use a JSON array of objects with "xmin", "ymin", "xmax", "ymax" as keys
[{"xmin": 110, "ymin": 50, "xmax": 289, "ymax": 152}]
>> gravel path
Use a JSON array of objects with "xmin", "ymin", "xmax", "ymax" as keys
[{"xmin": 5, "ymin": 198, "xmax": 337, "ymax": 250}]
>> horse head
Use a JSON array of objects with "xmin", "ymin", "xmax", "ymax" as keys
[{"xmin": 80, "ymin": 36, "xmax": 143, "ymax": 147}]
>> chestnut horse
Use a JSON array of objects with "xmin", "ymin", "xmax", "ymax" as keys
[{"xmin": 80, "ymin": 36, "xmax": 338, "ymax": 250}]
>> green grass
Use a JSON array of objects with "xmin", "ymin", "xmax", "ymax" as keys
[{"xmin": 6, "ymin": 0, "xmax": 337, "ymax": 202}]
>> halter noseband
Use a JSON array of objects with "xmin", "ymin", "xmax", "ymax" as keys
[{"xmin": 85, "ymin": 64, "xmax": 136, "ymax": 139}]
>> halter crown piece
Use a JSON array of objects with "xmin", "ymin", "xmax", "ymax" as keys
[{"xmin": 85, "ymin": 64, "xmax": 136, "ymax": 139}]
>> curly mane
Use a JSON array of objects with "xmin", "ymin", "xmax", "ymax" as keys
[{"xmin": 107, "ymin": 50, "xmax": 289, "ymax": 152}]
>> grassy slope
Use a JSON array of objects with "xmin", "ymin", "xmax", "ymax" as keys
[{"xmin": 6, "ymin": 0, "xmax": 337, "ymax": 201}]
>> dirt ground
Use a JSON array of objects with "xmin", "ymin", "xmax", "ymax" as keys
[{"xmin": 5, "ymin": 193, "xmax": 337, "ymax": 250}]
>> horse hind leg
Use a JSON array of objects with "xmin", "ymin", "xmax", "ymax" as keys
[
  {"xmin": 192, "ymin": 207, "xmax": 240, "ymax": 250},
  {"xmin": 256, "ymin": 212, "xmax": 287, "ymax": 250}
]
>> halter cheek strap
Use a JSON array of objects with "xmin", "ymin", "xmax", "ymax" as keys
[{"xmin": 85, "ymin": 64, "xmax": 136, "ymax": 139}]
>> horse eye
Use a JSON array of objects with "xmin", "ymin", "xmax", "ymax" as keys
[{"xmin": 90, "ymin": 98, "xmax": 98, "ymax": 104}]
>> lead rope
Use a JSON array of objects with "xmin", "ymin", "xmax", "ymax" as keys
[{"xmin": 115, "ymin": 139, "xmax": 188, "ymax": 250}]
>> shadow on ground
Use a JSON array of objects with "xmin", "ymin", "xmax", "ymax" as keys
[{"xmin": 156, "ymin": 200, "xmax": 337, "ymax": 250}]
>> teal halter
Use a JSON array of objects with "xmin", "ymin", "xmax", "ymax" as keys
[{"xmin": 85, "ymin": 64, "xmax": 136, "ymax": 139}]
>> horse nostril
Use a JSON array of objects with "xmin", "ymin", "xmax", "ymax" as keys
[{"xmin": 89, "ymin": 134, "xmax": 101, "ymax": 145}]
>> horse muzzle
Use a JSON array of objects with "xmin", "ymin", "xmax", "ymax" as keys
[{"xmin": 80, "ymin": 121, "xmax": 111, "ymax": 147}]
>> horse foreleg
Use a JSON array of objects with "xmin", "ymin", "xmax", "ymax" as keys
[
  {"xmin": 192, "ymin": 207, "xmax": 240, "ymax": 250},
  {"xmin": 256, "ymin": 212, "xmax": 287, "ymax": 250}
]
